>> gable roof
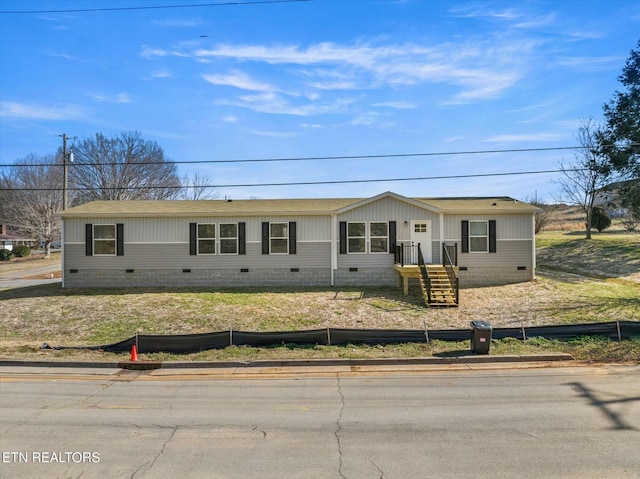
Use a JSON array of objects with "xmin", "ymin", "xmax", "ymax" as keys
[{"xmin": 58, "ymin": 192, "xmax": 538, "ymax": 218}]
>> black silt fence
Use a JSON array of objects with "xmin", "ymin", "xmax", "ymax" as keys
[{"xmin": 43, "ymin": 320, "xmax": 639, "ymax": 354}]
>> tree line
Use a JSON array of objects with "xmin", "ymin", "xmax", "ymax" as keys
[{"xmin": 0, "ymin": 131, "xmax": 217, "ymax": 257}]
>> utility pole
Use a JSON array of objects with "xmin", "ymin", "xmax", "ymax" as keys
[{"xmin": 59, "ymin": 133, "xmax": 75, "ymax": 209}]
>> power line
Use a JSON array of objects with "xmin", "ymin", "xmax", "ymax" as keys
[
  {"xmin": 0, "ymin": 168, "xmax": 580, "ymax": 192},
  {"xmin": 0, "ymin": 0, "xmax": 311, "ymax": 14},
  {"xmin": 0, "ymin": 145, "xmax": 605, "ymax": 168}
]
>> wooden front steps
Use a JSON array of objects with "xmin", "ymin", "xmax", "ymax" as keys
[
  {"xmin": 394, "ymin": 264, "xmax": 458, "ymax": 307},
  {"xmin": 420, "ymin": 265, "xmax": 458, "ymax": 307}
]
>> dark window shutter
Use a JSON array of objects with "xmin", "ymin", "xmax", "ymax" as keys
[
  {"xmin": 288, "ymin": 221, "xmax": 297, "ymax": 254},
  {"xmin": 339, "ymin": 221, "xmax": 347, "ymax": 254},
  {"xmin": 389, "ymin": 221, "xmax": 396, "ymax": 254},
  {"xmin": 85, "ymin": 224, "xmax": 93, "ymax": 256},
  {"xmin": 116, "ymin": 223, "xmax": 124, "ymax": 256},
  {"xmin": 262, "ymin": 222, "xmax": 269, "ymax": 254},
  {"xmin": 189, "ymin": 223, "xmax": 197, "ymax": 255},
  {"xmin": 489, "ymin": 220, "xmax": 497, "ymax": 253},
  {"xmin": 238, "ymin": 222, "xmax": 246, "ymax": 255},
  {"xmin": 461, "ymin": 220, "xmax": 469, "ymax": 254}
]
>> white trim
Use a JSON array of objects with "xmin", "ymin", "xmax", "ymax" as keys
[
  {"xmin": 331, "ymin": 213, "xmax": 337, "ymax": 286},
  {"xmin": 93, "ymin": 224, "xmax": 117, "ymax": 256}
]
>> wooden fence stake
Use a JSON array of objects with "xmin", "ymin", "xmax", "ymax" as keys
[
  {"xmin": 521, "ymin": 322, "xmax": 527, "ymax": 341},
  {"xmin": 616, "ymin": 320, "xmax": 622, "ymax": 342},
  {"xmin": 423, "ymin": 320, "xmax": 430, "ymax": 343},
  {"xmin": 327, "ymin": 327, "xmax": 331, "ymax": 346}
]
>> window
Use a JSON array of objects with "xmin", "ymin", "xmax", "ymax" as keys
[
  {"xmin": 347, "ymin": 222, "xmax": 366, "ymax": 253},
  {"xmin": 469, "ymin": 220, "xmax": 488, "ymax": 253},
  {"xmin": 270, "ymin": 222, "xmax": 288, "ymax": 254},
  {"xmin": 197, "ymin": 223, "xmax": 216, "ymax": 254},
  {"xmin": 220, "ymin": 223, "xmax": 238, "ymax": 254},
  {"xmin": 369, "ymin": 222, "xmax": 389, "ymax": 253},
  {"xmin": 93, "ymin": 225, "xmax": 116, "ymax": 255},
  {"xmin": 414, "ymin": 223, "xmax": 427, "ymax": 233}
]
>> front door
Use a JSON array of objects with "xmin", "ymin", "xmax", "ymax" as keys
[{"xmin": 410, "ymin": 220, "xmax": 432, "ymax": 264}]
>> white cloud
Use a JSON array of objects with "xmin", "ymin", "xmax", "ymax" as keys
[
  {"xmin": 90, "ymin": 92, "xmax": 132, "ymax": 103},
  {"xmin": 484, "ymin": 133, "xmax": 567, "ymax": 143},
  {"xmin": 202, "ymin": 70, "xmax": 277, "ymax": 92},
  {"xmin": 150, "ymin": 69, "xmax": 172, "ymax": 78},
  {"xmin": 0, "ymin": 101, "xmax": 85, "ymax": 120},
  {"xmin": 556, "ymin": 55, "xmax": 623, "ymax": 70},
  {"xmin": 373, "ymin": 101, "xmax": 416, "ymax": 109}
]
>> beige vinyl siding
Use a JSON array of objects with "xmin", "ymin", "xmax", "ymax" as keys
[
  {"xmin": 337, "ymin": 196, "xmax": 441, "ymax": 242},
  {"xmin": 451, "ymin": 239, "xmax": 533, "ymax": 267},
  {"xmin": 65, "ymin": 241, "xmax": 330, "ymax": 270},
  {"xmin": 443, "ymin": 214, "xmax": 533, "ymax": 241},
  {"xmin": 64, "ymin": 216, "xmax": 333, "ymax": 244}
]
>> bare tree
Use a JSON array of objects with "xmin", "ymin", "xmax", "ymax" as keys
[
  {"xmin": 0, "ymin": 154, "xmax": 62, "ymax": 258},
  {"xmin": 179, "ymin": 171, "xmax": 219, "ymax": 200},
  {"xmin": 522, "ymin": 194, "xmax": 551, "ymax": 234},
  {"xmin": 69, "ymin": 131, "xmax": 181, "ymax": 204},
  {"xmin": 555, "ymin": 118, "xmax": 612, "ymax": 239}
]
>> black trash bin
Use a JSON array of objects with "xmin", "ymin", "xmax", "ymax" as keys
[{"xmin": 470, "ymin": 320, "xmax": 492, "ymax": 354}]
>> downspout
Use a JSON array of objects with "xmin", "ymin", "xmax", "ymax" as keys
[
  {"xmin": 532, "ymin": 214, "xmax": 536, "ymax": 280},
  {"xmin": 439, "ymin": 212, "xmax": 444, "ymax": 263},
  {"xmin": 60, "ymin": 218, "xmax": 65, "ymax": 288},
  {"xmin": 330, "ymin": 213, "xmax": 337, "ymax": 286}
]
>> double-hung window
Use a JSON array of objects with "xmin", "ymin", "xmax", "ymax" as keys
[
  {"xmin": 369, "ymin": 222, "xmax": 389, "ymax": 253},
  {"xmin": 270, "ymin": 222, "xmax": 289, "ymax": 254},
  {"xmin": 219, "ymin": 223, "xmax": 238, "ymax": 254},
  {"xmin": 197, "ymin": 224, "xmax": 216, "ymax": 255},
  {"xmin": 93, "ymin": 225, "xmax": 116, "ymax": 256},
  {"xmin": 469, "ymin": 220, "xmax": 488, "ymax": 253},
  {"xmin": 347, "ymin": 222, "xmax": 366, "ymax": 253},
  {"xmin": 346, "ymin": 222, "xmax": 389, "ymax": 253}
]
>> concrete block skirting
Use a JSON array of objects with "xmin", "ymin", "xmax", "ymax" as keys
[
  {"xmin": 63, "ymin": 267, "xmax": 402, "ymax": 288},
  {"xmin": 458, "ymin": 265, "xmax": 534, "ymax": 286}
]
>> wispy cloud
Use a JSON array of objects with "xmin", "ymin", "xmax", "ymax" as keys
[
  {"xmin": 143, "ymin": 37, "xmax": 534, "ymax": 106},
  {"xmin": 484, "ymin": 133, "xmax": 567, "ymax": 143},
  {"xmin": 556, "ymin": 55, "xmax": 623, "ymax": 70},
  {"xmin": 90, "ymin": 92, "xmax": 133, "ymax": 103},
  {"xmin": 0, "ymin": 101, "xmax": 85, "ymax": 120},
  {"xmin": 202, "ymin": 70, "xmax": 277, "ymax": 92},
  {"xmin": 149, "ymin": 69, "xmax": 172, "ymax": 79}
]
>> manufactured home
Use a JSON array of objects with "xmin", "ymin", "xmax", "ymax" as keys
[{"xmin": 59, "ymin": 192, "xmax": 539, "ymax": 304}]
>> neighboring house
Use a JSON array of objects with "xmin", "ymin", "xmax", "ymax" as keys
[
  {"xmin": 58, "ymin": 192, "xmax": 539, "ymax": 293},
  {"xmin": 0, "ymin": 224, "xmax": 35, "ymax": 251}
]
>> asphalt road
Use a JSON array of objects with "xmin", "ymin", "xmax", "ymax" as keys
[
  {"xmin": 0, "ymin": 259, "xmax": 61, "ymax": 289},
  {"xmin": 1, "ymin": 364, "xmax": 639, "ymax": 479}
]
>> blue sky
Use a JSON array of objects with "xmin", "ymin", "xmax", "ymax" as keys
[{"xmin": 1, "ymin": 0, "xmax": 638, "ymax": 201}]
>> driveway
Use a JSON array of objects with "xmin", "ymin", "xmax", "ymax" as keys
[{"xmin": 0, "ymin": 262, "xmax": 62, "ymax": 289}]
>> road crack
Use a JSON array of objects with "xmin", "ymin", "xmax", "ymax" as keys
[
  {"xmin": 130, "ymin": 425, "xmax": 179, "ymax": 479},
  {"xmin": 335, "ymin": 377, "xmax": 346, "ymax": 479}
]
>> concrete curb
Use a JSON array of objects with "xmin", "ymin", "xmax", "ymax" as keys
[{"xmin": 0, "ymin": 354, "xmax": 574, "ymax": 371}]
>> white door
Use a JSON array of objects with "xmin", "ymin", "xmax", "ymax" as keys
[{"xmin": 410, "ymin": 220, "xmax": 432, "ymax": 264}]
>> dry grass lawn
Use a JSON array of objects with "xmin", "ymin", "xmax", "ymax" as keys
[{"xmin": 0, "ymin": 227, "xmax": 638, "ymax": 361}]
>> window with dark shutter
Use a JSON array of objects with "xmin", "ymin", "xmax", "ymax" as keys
[
  {"xmin": 189, "ymin": 223, "xmax": 197, "ymax": 255},
  {"xmin": 288, "ymin": 221, "xmax": 297, "ymax": 254},
  {"xmin": 238, "ymin": 222, "xmax": 246, "ymax": 255},
  {"xmin": 262, "ymin": 222, "xmax": 269, "ymax": 254},
  {"xmin": 489, "ymin": 220, "xmax": 497, "ymax": 253},
  {"xmin": 116, "ymin": 223, "xmax": 124, "ymax": 256},
  {"xmin": 339, "ymin": 221, "xmax": 347, "ymax": 254},
  {"xmin": 389, "ymin": 221, "xmax": 397, "ymax": 254},
  {"xmin": 461, "ymin": 220, "xmax": 469, "ymax": 254},
  {"xmin": 85, "ymin": 223, "xmax": 93, "ymax": 256}
]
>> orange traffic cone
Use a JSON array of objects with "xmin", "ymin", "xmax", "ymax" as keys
[{"xmin": 130, "ymin": 345, "xmax": 138, "ymax": 362}]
